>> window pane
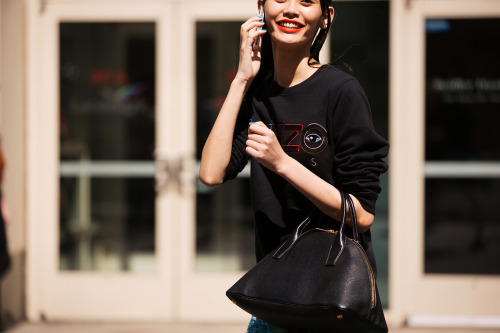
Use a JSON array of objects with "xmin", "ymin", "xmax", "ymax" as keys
[
  {"xmin": 60, "ymin": 23, "xmax": 155, "ymax": 161},
  {"xmin": 59, "ymin": 23, "xmax": 156, "ymax": 272},
  {"xmin": 196, "ymin": 178, "xmax": 255, "ymax": 271},
  {"xmin": 425, "ymin": 178, "xmax": 500, "ymax": 275},
  {"xmin": 330, "ymin": 1, "xmax": 390, "ymax": 308},
  {"xmin": 426, "ymin": 19, "xmax": 500, "ymax": 161},
  {"xmin": 60, "ymin": 177, "xmax": 156, "ymax": 272},
  {"xmin": 196, "ymin": 22, "xmax": 255, "ymax": 271}
]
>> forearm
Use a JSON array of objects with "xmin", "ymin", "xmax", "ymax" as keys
[
  {"xmin": 276, "ymin": 157, "xmax": 374, "ymax": 232},
  {"xmin": 199, "ymin": 78, "xmax": 249, "ymax": 186}
]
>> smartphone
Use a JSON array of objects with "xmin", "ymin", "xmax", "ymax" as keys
[{"xmin": 253, "ymin": 6, "xmax": 265, "ymax": 50}]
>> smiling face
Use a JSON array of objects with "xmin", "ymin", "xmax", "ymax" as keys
[{"xmin": 263, "ymin": 0, "xmax": 327, "ymax": 50}]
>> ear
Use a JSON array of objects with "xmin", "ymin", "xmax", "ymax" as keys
[
  {"xmin": 257, "ymin": 0, "xmax": 264, "ymax": 12},
  {"xmin": 321, "ymin": 6, "xmax": 335, "ymax": 29}
]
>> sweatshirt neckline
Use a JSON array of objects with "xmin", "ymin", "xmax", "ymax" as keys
[{"xmin": 270, "ymin": 65, "xmax": 326, "ymax": 96}]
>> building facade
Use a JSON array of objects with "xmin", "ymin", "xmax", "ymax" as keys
[{"xmin": 1, "ymin": 0, "xmax": 500, "ymax": 329}]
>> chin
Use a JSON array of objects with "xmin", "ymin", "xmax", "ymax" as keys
[{"xmin": 271, "ymin": 35, "xmax": 312, "ymax": 49}]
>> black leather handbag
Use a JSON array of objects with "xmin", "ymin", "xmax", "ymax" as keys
[{"xmin": 226, "ymin": 191, "xmax": 388, "ymax": 333}]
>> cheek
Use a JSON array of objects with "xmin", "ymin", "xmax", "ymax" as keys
[
  {"xmin": 263, "ymin": 6, "xmax": 278, "ymax": 24},
  {"xmin": 304, "ymin": 7, "xmax": 325, "ymax": 25},
  {"xmin": 263, "ymin": 11, "xmax": 279, "ymax": 32}
]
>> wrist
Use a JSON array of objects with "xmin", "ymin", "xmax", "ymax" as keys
[
  {"xmin": 232, "ymin": 75, "xmax": 253, "ymax": 91},
  {"xmin": 275, "ymin": 155, "xmax": 295, "ymax": 178}
]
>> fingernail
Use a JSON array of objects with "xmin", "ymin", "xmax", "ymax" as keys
[
  {"xmin": 261, "ymin": 29, "xmax": 267, "ymax": 32},
  {"xmin": 257, "ymin": 13, "xmax": 263, "ymax": 18},
  {"xmin": 249, "ymin": 121, "xmax": 255, "ymax": 124}
]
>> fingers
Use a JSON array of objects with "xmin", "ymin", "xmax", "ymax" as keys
[
  {"xmin": 248, "ymin": 121, "xmax": 271, "ymax": 135},
  {"xmin": 246, "ymin": 136, "xmax": 269, "ymax": 161},
  {"xmin": 243, "ymin": 27, "xmax": 266, "ymax": 52},
  {"xmin": 246, "ymin": 121, "xmax": 288, "ymax": 172},
  {"xmin": 247, "ymin": 133, "xmax": 269, "ymax": 146},
  {"xmin": 248, "ymin": 28, "xmax": 267, "ymax": 42},
  {"xmin": 246, "ymin": 136, "xmax": 262, "ymax": 151},
  {"xmin": 235, "ymin": 16, "xmax": 266, "ymax": 82},
  {"xmin": 247, "ymin": 122, "xmax": 276, "ymax": 152},
  {"xmin": 245, "ymin": 145, "xmax": 259, "ymax": 159},
  {"xmin": 241, "ymin": 16, "xmax": 265, "ymax": 33},
  {"xmin": 240, "ymin": 17, "xmax": 266, "ymax": 50}
]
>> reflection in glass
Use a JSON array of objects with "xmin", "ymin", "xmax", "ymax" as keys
[
  {"xmin": 425, "ymin": 179, "xmax": 500, "ymax": 275},
  {"xmin": 60, "ymin": 177, "xmax": 156, "ymax": 271},
  {"xmin": 426, "ymin": 19, "xmax": 500, "ymax": 161},
  {"xmin": 425, "ymin": 19, "xmax": 500, "ymax": 275},
  {"xmin": 59, "ymin": 23, "xmax": 156, "ymax": 271},
  {"xmin": 196, "ymin": 179, "xmax": 255, "ymax": 271},
  {"xmin": 60, "ymin": 23, "xmax": 155, "ymax": 161},
  {"xmin": 196, "ymin": 22, "xmax": 255, "ymax": 271}
]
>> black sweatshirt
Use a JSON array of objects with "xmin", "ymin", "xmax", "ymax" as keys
[{"xmin": 224, "ymin": 65, "xmax": 389, "ymax": 262}]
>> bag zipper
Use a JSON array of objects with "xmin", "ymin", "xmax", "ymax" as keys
[
  {"xmin": 316, "ymin": 228, "xmax": 376, "ymax": 309},
  {"xmin": 352, "ymin": 241, "xmax": 376, "ymax": 309}
]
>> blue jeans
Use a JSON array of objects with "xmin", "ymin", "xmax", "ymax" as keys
[{"xmin": 246, "ymin": 316, "xmax": 314, "ymax": 333}]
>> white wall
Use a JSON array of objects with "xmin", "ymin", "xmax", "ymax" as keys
[{"xmin": 0, "ymin": 0, "xmax": 27, "ymax": 328}]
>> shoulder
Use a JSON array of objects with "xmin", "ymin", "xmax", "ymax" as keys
[
  {"xmin": 316, "ymin": 65, "xmax": 365, "ymax": 97},
  {"xmin": 316, "ymin": 65, "xmax": 367, "ymax": 103},
  {"xmin": 318, "ymin": 65, "xmax": 357, "ymax": 85}
]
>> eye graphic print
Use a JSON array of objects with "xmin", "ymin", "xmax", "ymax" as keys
[
  {"xmin": 300, "ymin": 123, "xmax": 328, "ymax": 154},
  {"xmin": 305, "ymin": 133, "xmax": 322, "ymax": 144}
]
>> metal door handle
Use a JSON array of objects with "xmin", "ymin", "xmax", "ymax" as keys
[{"xmin": 154, "ymin": 153, "xmax": 193, "ymax": 195}]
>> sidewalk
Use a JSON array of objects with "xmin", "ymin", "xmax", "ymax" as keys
[
  {"xmin": 4, "ymin": 322, "xmax": 245, "ymax": 333},
  {"xmin": 4, "ymin": 322, "xmax": 500, "ymax": 333}
]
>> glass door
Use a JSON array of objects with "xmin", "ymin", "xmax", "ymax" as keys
[
  {"xmin": 424, "ymin": 18, "xmax": 500, "ymax": 276},
  {"xmin": 175, "ymin": 1, "xmax": 258, "ymax": 323},
  {"xmin": 59, "ymin": 22, "xmax": 157, "ymax": 273},
  {"xmin": 393, "ymin": 0, "xmax": 500, "ymax": 327},
  {"xmin": 31, "ymin": 1, "xmax": 181, "ymax": 320}
]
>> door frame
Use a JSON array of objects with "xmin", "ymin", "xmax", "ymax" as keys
[
  {"xmin": 176, "ymin": 0, "xmax": 257, "ymax": 323},
  {"xmin": 26, "ymin": 0, "xmax": 179, "ymax": 321},
  {"xmin": 390, "ymin": 0, "xmax": 500, "ymax": 327}
]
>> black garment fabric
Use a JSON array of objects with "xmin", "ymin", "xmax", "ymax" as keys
[
  {"xmin": 224, "ymin": 65, "xmax": 389, "ymax": 263},
  {"xmin": 0, "ymin": 193, "xmax": 10, "ymax": 277}
]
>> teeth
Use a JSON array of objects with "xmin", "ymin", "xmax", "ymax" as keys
[{"xmin": 280, "ymin": 22, "xmax": 301, "ymax": 28}]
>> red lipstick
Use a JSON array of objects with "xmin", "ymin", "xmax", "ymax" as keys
[{"xmin": 277, "ymin": 19, "xmax": 304, "ymax": 33}]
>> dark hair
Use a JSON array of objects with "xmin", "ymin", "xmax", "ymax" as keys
[
  {"xmin": 310, "ymin": 0, "xmax": 334, "ymax": 63},
  {"xmin": 248, "ymin": 0, "xmax": 333, "ymax": 94}
]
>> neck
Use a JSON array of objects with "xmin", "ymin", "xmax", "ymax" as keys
[{"xmin": 272, "ymin": 42, "xmax": 320, "ymax": 88}]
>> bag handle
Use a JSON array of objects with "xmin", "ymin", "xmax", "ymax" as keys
[
  {"xmin": 272, "ymin": 209, "xmax": 320, "ymax": 260},
  {"xmin": 273, "ymin": 190, "xmax": 361, "ymax": 267},
  {"xmin": 346, "ymin": 193, "xmax": 360, "ymax": 242},
  {"xmin": 325, "ymin": 191, "xmax": 360, "ymax": 266}
]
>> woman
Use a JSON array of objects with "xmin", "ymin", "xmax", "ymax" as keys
[{"xmin": 200, "ymin": 0, "xmax": 388, "ymax": 331}]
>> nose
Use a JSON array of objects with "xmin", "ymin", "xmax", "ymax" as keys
[{"xmin": 283, "ymin": 0, "xmax": 299, "ymax": 18}]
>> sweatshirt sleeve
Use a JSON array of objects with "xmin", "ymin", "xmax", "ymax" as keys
[
  {"xmin": 329, "ymin": 79, "xmax": 389, "ymax": 214},
  {"xmin": 223, "ymin": 97, "xmax": 252, "ymax": 182}
]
